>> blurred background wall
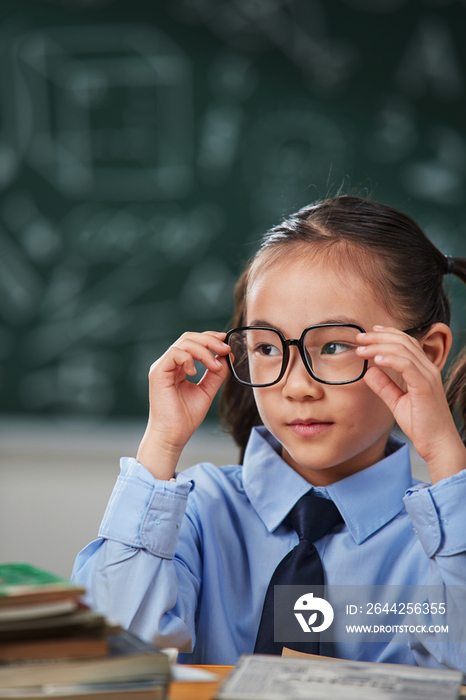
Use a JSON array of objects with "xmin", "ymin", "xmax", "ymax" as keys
[{"xmin": 0, "ymin": 0, "xmax": 465, "ymax": 576}]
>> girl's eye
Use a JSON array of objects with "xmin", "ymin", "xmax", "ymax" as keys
[
  {"xmin": 255, "ymin": 343, "xmax": 281, "ymax": 357},
  {"xmin": 321, "ymin": 342, "xmax": 352, "ymax": 355}
]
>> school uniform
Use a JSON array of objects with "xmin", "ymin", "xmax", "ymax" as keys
[{"xmin": 72, "ymin": 426, "xmax": 466, "ymax": 670}]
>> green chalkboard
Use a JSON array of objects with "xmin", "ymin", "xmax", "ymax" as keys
[{"xmin": 0, "ymin": 0, "xmax": 465, "ymax": 417}]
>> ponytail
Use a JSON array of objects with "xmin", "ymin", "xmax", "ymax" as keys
[{"xmin": 444, "ymin": 256, "xmax": 466, "ymax": 443}]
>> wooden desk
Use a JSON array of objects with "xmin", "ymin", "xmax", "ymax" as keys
[{"xmin": 169, "ymin": 665, "xmax": 233, "ymax": 700}]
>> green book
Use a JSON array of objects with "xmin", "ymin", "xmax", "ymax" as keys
[{"xmin": 0, "ymin": 564, "xmax": 84, "ymax": 604}]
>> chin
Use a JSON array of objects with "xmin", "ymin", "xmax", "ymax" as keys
[{"xmin": 282, "ymin": 445, "xmax": 337, "ymax": 472}]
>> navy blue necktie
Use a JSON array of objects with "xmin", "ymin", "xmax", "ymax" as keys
[{"xmin": 254, "ymin": 492, "xmax": 343, "ymax": 655}]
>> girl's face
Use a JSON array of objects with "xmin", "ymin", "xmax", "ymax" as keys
[{"xmin": 246, "ymin": 253, "xmax": 401, "ymax": 486}]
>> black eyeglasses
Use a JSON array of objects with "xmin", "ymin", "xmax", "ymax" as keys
[{"xmin": 226, "ymin": 322, "xmax": 429, "ymax": 388}]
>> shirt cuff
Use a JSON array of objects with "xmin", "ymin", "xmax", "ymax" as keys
[
  {"xmin": 98, "ymin": 457, "xmax": 194, "ymax": 559},
  {"xmin": 403, "ymin": 469, "xmax": 466, "ymax": 557}
]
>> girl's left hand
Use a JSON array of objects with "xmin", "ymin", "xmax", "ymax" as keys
[{"xmin": 356, "ymin": 326, "xmax": 466, "ymax": 484}]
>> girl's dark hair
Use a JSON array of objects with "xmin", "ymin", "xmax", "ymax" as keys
[{"xmin": 219, "ymin": 195, "xmax": 466, "ymax": 462}]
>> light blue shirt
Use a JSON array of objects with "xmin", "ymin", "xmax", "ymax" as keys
[{"xmin": 72, "ymin": 427, "xmax": 466, "ymax": 670}]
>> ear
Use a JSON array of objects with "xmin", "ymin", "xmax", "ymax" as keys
[{"xmin": 419, "ymin": 322, "xmax": 452, "ymax": 371}]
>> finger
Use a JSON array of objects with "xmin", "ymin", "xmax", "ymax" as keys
[
  {"xmin": 166, "ymin": 347, "xmax": 199, "ymax": 376},
  {"xmin": 151, "ymin": 346, "xmax": 220, "ymax": 385},
  {"xmin": 356, "ymin": 341, "xmax": 433, "ymax": 376},
  {"xmin": 175, "ymin": 332, "xmax": 231, "ymax": 358},
  {"xmin": 200, "ymin": 330, "xmax": 230, "ymax": 344},
  {"xmin": 357, "ymin": 328, "xmax": 421, "ymax": 351},
  {"xmin": 203, "ymin": 330, "xmax": 227, "ymax": 338},
  {"xmin": 197, "ymin": 354, "xmax": 230, "ymax": 398},
  {"xmin": 370, "ymin": 352, "xmax": 439, "ymax": 393},
  {"xmin": 173, "ymin": 338, "xmax": 230, "ymax": 373},
  {"xmin": 363, "ymin": 366, "xmax": 405, "ymax": 414},
  {"xmin": 372, "ymin": 325, "xmax": 413, "ymax": 336},
  {"xmin": 357, "ymin": 338, "xmax": 427, "ymax": 360},
  {"xmin": 373, "ymin": 325, "xmax": 406, "ymax": 333}
]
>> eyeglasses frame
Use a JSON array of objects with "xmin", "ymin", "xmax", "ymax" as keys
[{"xmin": 225, "ymin": 322, "xmax": 429, "ymax": 388}]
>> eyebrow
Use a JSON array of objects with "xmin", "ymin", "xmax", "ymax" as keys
[{"xmin": 247, "ymin": 316, "xmax": 363, "ymax": 330}]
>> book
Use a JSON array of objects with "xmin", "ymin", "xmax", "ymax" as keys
[
  {"xmin": 0, "ymin": 653, "xmax": 168, "ymax": 689},
  {"xmin": 0, "ymin": 636, "xmax": 109, "ymax": 663},
  {"xmin": 0, "ymin": 565, "xmax": 85, "ymax": 608},
  {"xmin": 0, "ymin": 679, "xmax": 167, "ymax": 699},
  {"xmin": 0, "ymin": 607, "xmax": 114, "ymax": 644},
  {"xmin": 216, "ymin": 654, "xmax": 464, "ymax": 700},
  {"xmin": 281, "ymin": 648, "xmax": 466, "ymax": 699},
  {"xmin": 0, "ymin": 602, "xmax": 79, "ymax": 623},
  {"xmin": 0, "ymin": 631, "xmax": 170, "ymax": 696}
]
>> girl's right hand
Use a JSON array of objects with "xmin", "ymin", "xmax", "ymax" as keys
[{"xmin": 136, "ymin": 331, "xmax": 231, "ymax": 480}]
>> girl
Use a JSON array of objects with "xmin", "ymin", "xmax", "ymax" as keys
[{"xmin": 73, "ymin": 195, "xmax": 466, "ymax": 670}]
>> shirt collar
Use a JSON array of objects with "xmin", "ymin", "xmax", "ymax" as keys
[
  {"xmin": 325, "ymin": 434, "xmax": 412, "ymax": 544},
  {"xmin": 242, "ymin": 427, "xmax": 314, "ymax": 533},
  {"xmin": 242, "ymin": 426, "xmax": 413, "ymax": 545}
]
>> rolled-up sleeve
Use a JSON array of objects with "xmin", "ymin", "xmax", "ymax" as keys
[
  {"xmin": 72, "ymin": 458, "xmax": 198, "ymax": 649},
  {"xmin": 98, "ymin": 458, "xmax": 193, "ymax": 558},
  {"xmin": 403, "ymin": 470, "xmax": 466, "ymax": 558}
]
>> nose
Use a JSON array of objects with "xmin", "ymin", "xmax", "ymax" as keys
[{"xmin": 281, "ymin": 346, "xmax": 324, "ymax": 400}]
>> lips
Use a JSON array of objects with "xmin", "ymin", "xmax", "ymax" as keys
[
  {"xmin": 287, "ymin": 419, "xmax": 333, "ymax": 437},
  {"xmin": 289, "ymin": 419, "xmax": 325, "ymax": 425}
]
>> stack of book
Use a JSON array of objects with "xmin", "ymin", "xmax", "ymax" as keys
[{"xmin": 0, "ymin": 563, "xmax": 170, "ymax": 699}]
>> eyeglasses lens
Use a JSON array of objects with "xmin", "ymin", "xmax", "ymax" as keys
[
  {"xmin": 304, "ymin": 326, "xmax": 364, "ymax": 383},
  {"xmin": 228, "ymin": 326, "xmax": 365, "ymax": 386}
]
